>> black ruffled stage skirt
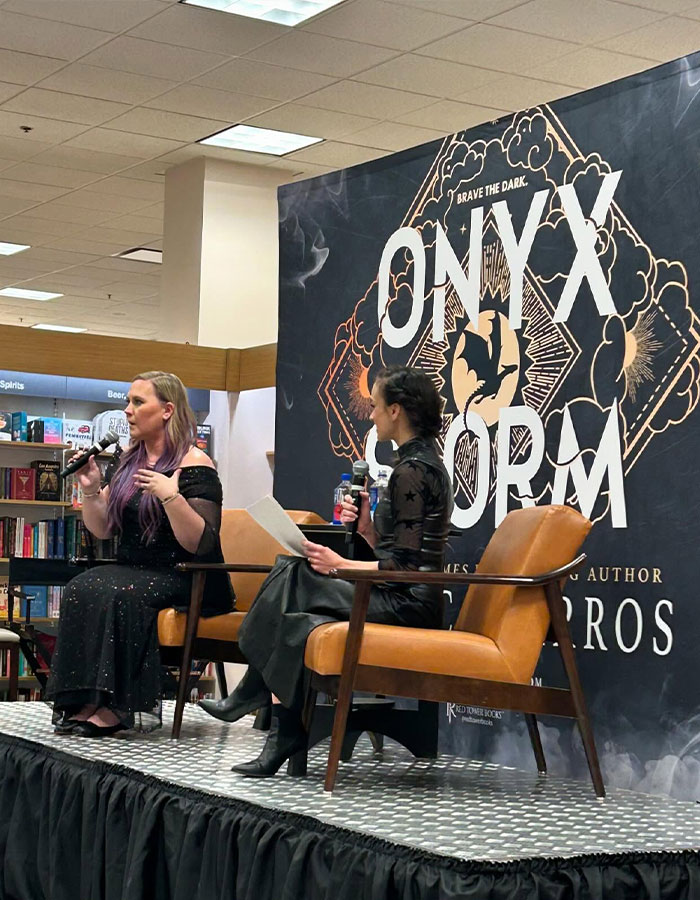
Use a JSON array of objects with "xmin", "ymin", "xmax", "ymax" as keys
[{"xmin": 238, "ymin": 556, "xmax": 440, "ymax": 711}]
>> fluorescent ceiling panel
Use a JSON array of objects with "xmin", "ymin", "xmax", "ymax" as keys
[
  {"xmin": 199, "ymin": 123, "xmax": 322, "ymax": 155},
  {"xmin": 31, "ymin": 323, "xmax": 87, "ymax": 333},
  {"xmin": 181, "ymin": 0, "xmax": 346, "ymax": 27},
  {"xmin": 115, "ymin": 248, "xmax": 163, "ymax": 264},
  {"xmin": 0, "ymin": 242, "xmax": 30, "ymax": 256},
  {"xmin": 0, "ymin": 288, "xmax": 63, "ymax": 301}
]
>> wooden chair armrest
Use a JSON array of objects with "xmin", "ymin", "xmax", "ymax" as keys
[
  {"xmin": 70, "ymin": 557, "xmax": 118, "ymax": 565},
  {"xmin": 174, "ymin": 562, "xmax": 273, "ymax": 573},
  {"xmin": 329, "ymin": 553, "xmax": 586, "ymax": 587}
]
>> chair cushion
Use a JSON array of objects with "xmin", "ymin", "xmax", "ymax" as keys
[
  {"xmin": 157, "ymin": 609, "xmax": 246, "ymax": 646},
  {"xmin": 0, "ymin": 628, "xmax": 19, "ymax": 644},
  {"xmin": 304, "ymin": 622, "xmax": 519, "ymax": 682}
]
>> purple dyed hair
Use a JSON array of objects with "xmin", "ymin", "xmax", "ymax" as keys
[{"xmin": 107, "ymin": 371, "xmax": 197, "ymax": 543}]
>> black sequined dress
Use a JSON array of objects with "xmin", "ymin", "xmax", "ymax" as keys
[
  {"xmin": 46, "ymin": 466, "xmax": 234, "ymax": 731},
  {"xmin": 237, "ymin": 437, "xmax": 454, "ymax": 711}
]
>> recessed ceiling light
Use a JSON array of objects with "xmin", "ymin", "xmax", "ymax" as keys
[
  {"xmin": 180, "ymin": 0, "xmax": 346, "ymax": 26},
  {"xmin": 199, "ymin": 124, "xmax": 322, "ymax": 155},
  {"xmin": 0, "ymin": 287, "xmax": 63, "ymax": 300},
  {"xmin": 0, "ymin": 242, "xmax": 30, "ymax": 256},
  {"xmin": 31, "ymin": 323, "xmax": 87, "ymax": 333},
  {"xmin": 114, "ymin": 247, "xmax": 163, "ymax": 264}
]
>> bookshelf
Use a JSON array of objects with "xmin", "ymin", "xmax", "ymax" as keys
[
  {"xmin": 0, "ymin": 442, "xmax": 70, "ymax": 451},
  {"xmin": 0, "ymin": 500, "xmax": 72, "ymax": 507}
]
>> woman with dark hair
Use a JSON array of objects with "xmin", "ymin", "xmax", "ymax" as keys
[
  {"xmin": 200, "ymin": 365, "xmax": 453, "ymax": 776},
  {"xmin": 47, "ymin": 371, "xmax": 233, "ymax": 736}
]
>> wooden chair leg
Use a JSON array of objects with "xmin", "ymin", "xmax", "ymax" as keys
[
  {"xmin": 172, "ymin": 571, "xmax": 205, "ymax": 740},
  {"xmin": 325, "ymin": 582, "xmax": 370, "ymax": 792},
  {"xmin": 8, "ymin": 645, "xmax": 18, "ymax": 702},
  {"xmin": 546, "ymin": 582, "xmax": 605, "ymax": 798},
  {"xmin": 524, "ymin": 713, "xmax": 546, "ymax": 774},
  {"xmin": 215, "ymin": 661, "xmax": 228, "ymax": 698}
]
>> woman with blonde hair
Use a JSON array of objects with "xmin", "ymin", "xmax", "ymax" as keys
[{"xmin": 47, "ymin": 371, "xmax": 234, "ymax": 736}]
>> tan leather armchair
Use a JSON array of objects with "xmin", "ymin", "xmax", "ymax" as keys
[
  {"xmin": 159, "ymin": 508, "xmax": 324, "ymax": 738},
  {"xmin": 303, "ymin": 505, "xmax": 603, "ymax": 795}
]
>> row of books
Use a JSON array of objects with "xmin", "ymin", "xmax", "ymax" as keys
[
  {"xmin": 0, "ymin": 516, "xmax": 96, "ymax": 559},
  {"xmin": 0, "ymin": 412, "xmax": 89, "ymax": 446},
  {"xmin": 0, "ymin": 582, "xmax": 64, "ymax": 619},
  {"xmin": 0, "ymin": 647, "xmax": 40, "ymax": 676},
  {"xmin": 0, "ymin": 463, "xmax": 63, "ymax": 502}
]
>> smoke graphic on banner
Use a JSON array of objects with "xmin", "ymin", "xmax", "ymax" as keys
[{"xmin": 275, "ymin": 55, "xmax": 700, "ymax": 799}]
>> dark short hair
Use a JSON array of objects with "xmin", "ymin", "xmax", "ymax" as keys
[{"xmin": 374, "ymin": 366, "xmax": 443, "ymax": 439}]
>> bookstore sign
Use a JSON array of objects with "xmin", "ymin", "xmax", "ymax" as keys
[{"xmin": 0, "ymin": 371, "xmax": 210, "ymax": 411}]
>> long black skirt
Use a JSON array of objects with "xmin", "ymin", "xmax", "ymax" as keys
[
  {"xmin": 46, "ymin": 563, "xmax": 194, "ymax": 732},
  {"xmin": 237, "ymin": 556, "xmax": 440, "ymax": 710}
]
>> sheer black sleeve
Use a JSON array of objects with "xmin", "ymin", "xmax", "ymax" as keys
[
  {"xmin": 377, "ymin": 462, "xmax": 431, "ymax": 572},
  {"xmin": 177, "ymin": 466, "xmax": 223, "ymax": 557}
]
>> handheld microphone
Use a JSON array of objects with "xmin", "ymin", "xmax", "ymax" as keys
[
  {"xmin": 344, "ymin": 459, "xmax": 370, "ymax": 546},
  {"xmin": 60, "ymin": 430, "xmax": 121, "ymax": 478}
]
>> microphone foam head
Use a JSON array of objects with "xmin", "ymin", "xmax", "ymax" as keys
[
  {"xmin": 102, "ymin": 430, "xmax": 121, "ymax": 447},
  {"xmin": 352, "ymin": 460, "xmax": 369, "ymax": 477}
]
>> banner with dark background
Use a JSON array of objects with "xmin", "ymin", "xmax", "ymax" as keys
[{"xmin": 274, "ymin": 53, "xmax": 700, "ymax": 800}]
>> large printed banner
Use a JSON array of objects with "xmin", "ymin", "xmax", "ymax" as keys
[{"xmin": 274, "ymin": 54, "xmax": 700, "ymax": 799}]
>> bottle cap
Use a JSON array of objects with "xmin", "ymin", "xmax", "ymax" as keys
[{"xmin": 341, "ymin": 474, "xmax": 351, "ymax": 480}]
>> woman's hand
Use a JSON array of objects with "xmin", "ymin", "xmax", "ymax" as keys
[
  {"xmin": 134, "ymin": 467, "xmax": 181, "ymax": 502},
  {"xmin": 301, "ymin": 539, "xmax": 345, "ymax": 576},
  {"xmin": 339, "ymin": 490, "xmax": 371, "ymax": 535},
  {"xmin": 71, "ymin": 454, "xmax": 101, "ymax": 492}
]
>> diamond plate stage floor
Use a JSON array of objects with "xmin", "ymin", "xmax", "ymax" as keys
[{"xmin": 0, "ymin": 702, "xmax": 698, "ymax": 900}]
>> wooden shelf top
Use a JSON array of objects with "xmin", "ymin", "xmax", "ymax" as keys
[
  {"xmin": 0, "ymin": 441, "xmax": 70, "ymax": 450},
  {"xmin": 0, "ymin": 499, "xmax": 72, "ymax": 507}
]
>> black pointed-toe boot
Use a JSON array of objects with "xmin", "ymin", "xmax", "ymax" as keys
[
  {"xmin": 199, "ymin": 666, "xmax": 271, "ymax": 724},
  {"xmin": 231, "ymin": 706, "xmax": 306, "ymax": 777}
]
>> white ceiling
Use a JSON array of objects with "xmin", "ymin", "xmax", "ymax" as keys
[{"xmin": 0, "ymin": 0, "xmax": 694, "ymax": 340}]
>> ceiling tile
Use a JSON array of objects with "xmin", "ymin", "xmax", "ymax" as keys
[
  {"xmin": 106, "ymin": 214, "xmax": 165, "ymax": 234},
  {"xmin": 303, "ymin": 0, "xmax": 469, "ymax": 50},
  {"xmin": 247, "ymin": 32, "xmax": 398, "ymax": 78},
  {"xmin": 0, "ymin": 178, "xmax": 68, "ymax": 201},
  {"xmin": 71, "ymin": 225, "xmax": 161, "ymax": 245},
  {"xmin": 80, "ymin": 35, "xmax": 228, "ymax": 80},
  {"xmin": 488, "ymin": 0, "xmax": 663, "ymax": 43},
  {"xmin": 128, "ymin": 3, "xmax": 285, "ymax": 54},
  {"xmin": 29, "ymin": 146, "xmax": 143, "ymax": 175},
  {"xmin": 83, "ymin": 176, "xmax": 164, "ymax": 200},
  {"xmin": 104, "ymin": 107, "xmax": 227, "ymax": 141},
  {"xmin": 353, "ymin": 54, "xmax": 500, "ymax": 98},
  {"xmin": 596, "ymin": 15, "xmax": 700, "ymax": 59},
  {"xmin": 245, "ymin": 103, "xmax": 379, "ymax": 139},
  {"xmin": 143, "ymin": 84, "xmax": 274, "ymax": 122},
  {"xmin": 457, "ymin": 74, "xmax": 574, "ymax": 109},
  {"xmin": 117, "ymin": 160, "xmax": 169, "ymax": 182},
  {"xmin": 382, "ymin": 0, "xmax": 529, "ymax": 19},
  {"xmin": 416, "ymin": 23, "xmax": 575, "ymax": 74},
  {"xmin": 678, "ymin": 2, "xmax": 700, "ymax": 15},
  {"xmin": 0, "ymin": 195, "xmax": 35, "ymax": 216},
  {"xmin": 0, "ymin": 110, "xmax": 89, "ymax": 142},
  {"xmin": 301, "ymin": 80, "xmax": 438, "ymax": 117},
  {"xmin": 1, "ymin": 213, "xmax": 85, "ymax": 237},
  {"xmin": 2, "ymin": 0, "xmax": 165, "ymax": 32},
  {"xmin": 36, "ymin": 64, "xmax": 176, "ymax": 105},
  {"xmin": 337, "ymin": 120, "xmax": 446, "ymax": 150},
  {"xmin": 66, "ymin": 128, "xmax": 185, "ymax": 159},
  {"xmin": 194, "ymin": 58, "xmax": 337, "ymax": 102},
  {"xmin": 2, "ymin": 88, "xmax": 130, "ymax": 125},
  {"xmin": 0, "ymin": 82, "xmax": 23, "ymax": 103},
  {"xmin": 61, "ymin": 190, "xmax": 158, "ymax": 213},
  {"xmin": 0, "ymin": 135, "xmax": 52, "ymax": 160},
  {"xmin": 0, "ymin": 10, "xmax": 111, "ymax": 59},
  {"xmin": 13, "ymin": 247, "xmax": 101, "ymax": 265},
  {"xmin": 613, "ymin": 0, "xmax": 700, "ymax": 10},
  {"xmin": 156, "ymin": 144, "xmax": 284, "ymax": 167},
  {"xmin": 286, "ymin": 140, "xmax": 386, "ymax": 167},
  {"xmin": 44, "ymin": 236, "xmax": 136, "ymax": 255},
  {"xmin": 0, "ymin": 48, "xmax": 65, "ymax": 85},
  {"xmin": 393, "ymin": 99, "xmax": 508, "ymax": 131},
  {"xmin": 1, "ymin": 161, "xmax": 100, "ymax": 188},
  {"xmin": 136, "ymin": 203, "xmax": 164, "ymax": 220},
  {"xmin": 527, "ymin": 46, "xmax": 658, "ymax": 87},
  {"xmin": 15, "ymin": 202, "xmax": 109, "ymax": 226}
]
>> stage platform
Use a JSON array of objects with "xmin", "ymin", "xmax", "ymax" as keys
[{"xmin": 0, "ymin": 702, "xmax": 698, "ymax": 900}]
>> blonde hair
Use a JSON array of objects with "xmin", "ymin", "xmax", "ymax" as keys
[{"xmin": 132, "ymin": 370, "xmax": 197, "ymax": 449}]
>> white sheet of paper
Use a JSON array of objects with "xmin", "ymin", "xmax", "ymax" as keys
[{"xmin": 246, "ymin": 494, "xmax": 307, "ymax": 556}]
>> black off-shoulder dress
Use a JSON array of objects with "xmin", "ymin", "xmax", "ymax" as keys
[{"xmin": 46, "ymin": 466, "xmax": 234, "ymax": 731}]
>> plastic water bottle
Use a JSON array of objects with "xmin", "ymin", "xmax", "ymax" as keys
[
  {"xmin": 369, "ymin": 467, "xmax": 390, "ymax": 517},
  {"xmin": 332, "ymin": 474, "xmax": 352, "ymax": 525}
]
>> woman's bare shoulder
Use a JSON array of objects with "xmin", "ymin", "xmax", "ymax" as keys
[{"xmin": 180, "ymin": 446, "xmax": 215, "ymax": 469}]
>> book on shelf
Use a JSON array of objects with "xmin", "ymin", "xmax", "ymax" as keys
[
  {"xmin": 11, "ymin": 411, "xmax": 27, "ymax": 442},
  {"xmin": 10, "ymin": 467, "xmax": 35, "ymax": 501},
  {"xmin": 27, "ymin": 419, "xmax": 43, "ymax": 442},
  {"xmin": 196, "ymin": 424, "xmax": 213, "ymax": 457},
  {"xmin": 0, "ymin": 411, "xmax": 11, "ymax": 442},
  {"xmin": 0, "ymin": 515, "xmax": 106, "ymax": 560},
  {"xmin": 63, "ymin": 419, "xmax": 93, "ymax": 450},
  {"xmin": 32, "ymin": 460, "xmax": 61, "ymax": 501}
]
